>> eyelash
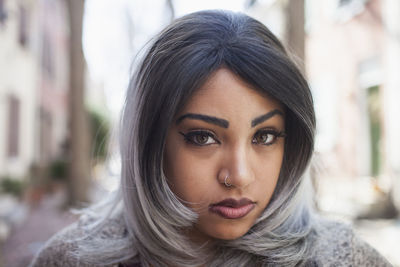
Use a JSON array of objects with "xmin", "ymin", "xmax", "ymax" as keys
[
  {"xmin": 179, "ymin": 129, "xmax": 286, "ymax": 146},
  {"xmin": 252, "ymin": 129, "xmax": 286, "ymax": 146},
  {"xmin": 179, "ymin": 130, "xmax": 220, "ymax": 146}
]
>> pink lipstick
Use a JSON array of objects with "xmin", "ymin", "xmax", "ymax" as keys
[{"xmin": 209, "ymin": 198, "xmax": 255, "ymax": 219}]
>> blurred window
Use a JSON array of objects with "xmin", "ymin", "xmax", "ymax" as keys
[
  {"xmin": 18, "ymin": 5, "xmax": 28, "ymax": 47},
  {"xmin": 42, "ymin": 33, "xmax": 54, "ymax": 78},
  {"xmin": 7, "ymin": 95, "xmax": 20, "ymax": 158}
]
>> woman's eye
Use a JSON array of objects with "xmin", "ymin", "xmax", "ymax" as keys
[
  {"xmin": 253, "ymin": 130, "xmax": 284, "ymax": 146},
  {"xmin": 179, "ymin": 131, "xmax": 220, "ymax": 146}
]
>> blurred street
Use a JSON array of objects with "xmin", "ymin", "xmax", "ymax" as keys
[{"xmin": 1, "ymin": 189, "xmax": 78, "ymax": 267}]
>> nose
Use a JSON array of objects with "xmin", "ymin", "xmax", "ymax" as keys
[{"xmin": 224, "ymin": 144, "xmax": 255, "ymax": 189}]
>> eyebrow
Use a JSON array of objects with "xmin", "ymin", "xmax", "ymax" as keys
[
  {"xmin": 176, "ymin": 113, "xmax": 229, "ymax": 128},
  {"xmin": 251, "ymin": 109, "xmax": 284, "ymax": 127}
]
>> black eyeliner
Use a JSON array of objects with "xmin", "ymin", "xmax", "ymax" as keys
[
  {"xmin": 179, "ymin": 130, "xmax": 221, "ymax": 145},
  {"xmin": 253, "ymin": 128, "xmax": 286, "ymax": 146}
]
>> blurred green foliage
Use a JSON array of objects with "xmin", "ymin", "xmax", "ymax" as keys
[
  {"xmin": 367, "ymin": 86, "xmax": 382, "ymax": 177},
  {"xmin": 88, "ymin": 109, "xmax": 110, "ymax": 162},
  {"xmin": 49, "ymin": 159, "xmax": 68, "ymax": 181},
  {"xmin": 0, "ymin": 176, "xmax": 25, "ymax": 197}
]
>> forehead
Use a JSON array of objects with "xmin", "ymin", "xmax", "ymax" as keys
[{"xmin": 179, "ymin": 68, "xmax": 284, "ymax": 119}]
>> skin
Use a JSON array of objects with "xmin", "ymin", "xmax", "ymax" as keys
[{"xmin": 163, "ymin": 68, "xmax": 285, "ymax": 243}]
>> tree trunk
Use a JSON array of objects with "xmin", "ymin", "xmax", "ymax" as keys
[
  {"xmin": 65, "ymin": 0, "xmax": 91, "ymax": 206},
  {"xmin": 285, "ymin": 0, "xmax": 305, "ymax": 73}
]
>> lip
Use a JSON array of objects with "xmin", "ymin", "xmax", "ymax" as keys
[{"xmin": 209, "ymin": 198, "xmax": 256, "ymax": 219}]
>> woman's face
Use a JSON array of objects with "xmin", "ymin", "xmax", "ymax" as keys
[{"xmin": 164, "ymin": 68, "xmax": 285, "ymax": 242}]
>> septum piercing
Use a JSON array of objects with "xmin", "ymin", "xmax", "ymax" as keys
[{"xmin": 224, "ymin": 175, "xmax": 232, "ymax": 187}]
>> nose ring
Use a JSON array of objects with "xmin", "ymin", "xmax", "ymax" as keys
[{"xmin": 224, "ymin": 175, "xmax": 232, "ymax": 187}]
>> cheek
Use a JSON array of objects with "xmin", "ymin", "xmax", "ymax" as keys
[
  {"xmin": 164, "ymin": 144, "xmax": 216, "ymax": 204},
  {"xmin": 254, "ymin": 147, "xmax": 284, "ymax": 202}
]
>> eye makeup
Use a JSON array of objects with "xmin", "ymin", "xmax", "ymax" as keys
[
  {"xmin": 179, "ymin": 130, "xmax": 221, "ymax": 146},
  {"xmin": 252, "ymin": 128, "xmax": 286, "ymax": 146},
  {"xmin": 179, "ymin": 128, "xmax": 286, "ymax": 147}
]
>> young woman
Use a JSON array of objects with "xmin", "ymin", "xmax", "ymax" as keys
[{"xmin": 31, "ymin": 10, "xmax": 392, "ymax": 267}]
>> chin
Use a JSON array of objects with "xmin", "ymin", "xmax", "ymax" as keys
[
  {"xmin": 194, "ymin": 217, "xmax": 254, "ymax": 243},
  {"xmin": 208, "ymin": 226, "xmax": 250, "ymax": 241}
]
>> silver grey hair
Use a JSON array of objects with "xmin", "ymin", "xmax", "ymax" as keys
[{"xmin": 71, "ymin": 10, "xmax": 319, "ymax": 267}]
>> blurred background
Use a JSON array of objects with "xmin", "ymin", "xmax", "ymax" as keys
[{"xmin": 1, "ymin": 0, "xmax": 400, "ymax": 266}]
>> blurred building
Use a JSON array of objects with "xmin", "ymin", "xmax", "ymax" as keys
[
  {"xmin": 307, "ymin": 0, "xmax": 385, "ymax": 178},
  {"xmin": 381, "ymin": 0, "xmax": 400, "ymax": 209},
  {"xmin": 0, "ymin": 0, "xmax": 69, "ymax": 181},
  {"xmin": 36, "ymin": 0, "xmax": 69, "ymax": 175},
  {"xmin": 306, "ymin": 0, "xmax": 400, "ymax": 213},
  {"xmin": 306, "ymin": 0, "xmax": 400, "ymax": 186}
]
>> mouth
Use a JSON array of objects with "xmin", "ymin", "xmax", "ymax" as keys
[{"xmin": 209, "ymin": 198, "xmax": 256, "ymax": 219}]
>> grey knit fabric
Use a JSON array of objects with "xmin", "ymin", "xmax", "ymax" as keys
[
  {"xmin": 30, "ymin": 216, "xmax": 393, "ymax": 267},
  {"xmin": 308, "ymin": 219, "xmax": 393, "ymax": 266}
]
